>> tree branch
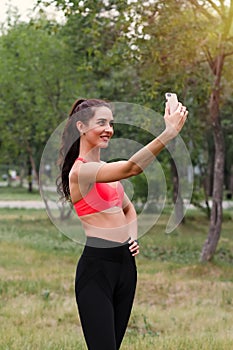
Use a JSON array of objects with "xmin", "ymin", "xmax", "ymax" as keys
[
  {"xmin": 219, "ymin": 0, "xmax": 226, "ymax": 15},
  {"xmin": 189, "ymin": 0, "xmax": 214, "ymax": 20},
  {"xmin": 203, "ymin": 46, "xmax": 215, "ymax": 72},
  {"xmin": 223, "ymin": 0, "xmax": 233, "ymax": 39},
  {"xmin": 205, "ymin": 0, "xmax": 224, "ymax": 18},
  {"xmin": 224, "ymin": 50, "xmax": 233, "ymax": 58}
]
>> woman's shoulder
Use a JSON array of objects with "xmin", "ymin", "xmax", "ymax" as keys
[{"xmin": 69, "ymin": 159, "xmax": 82, "ymax": 179}]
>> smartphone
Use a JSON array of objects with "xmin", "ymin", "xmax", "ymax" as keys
[{"xmin": 165, "ymin": 92, "xmax": 179, "ymax": 114}]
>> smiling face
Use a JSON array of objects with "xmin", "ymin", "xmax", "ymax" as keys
[{"xmin": 78, "ymin": 106, "xmax": 114, "ymax": 149}]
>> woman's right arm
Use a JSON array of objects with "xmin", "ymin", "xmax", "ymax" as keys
[{"xmin": 74, "ymin": 102, "xmax": 188, "ymax": 185}]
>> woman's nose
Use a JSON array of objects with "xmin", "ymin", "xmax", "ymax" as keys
[{"xmin": 104, "ymin": 124, "xmax": 113, "ymax": 132}]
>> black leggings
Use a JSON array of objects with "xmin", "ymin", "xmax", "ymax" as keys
[{"xmin": 75, "ymin": 237, "xmax": 137, "ymax": 350}]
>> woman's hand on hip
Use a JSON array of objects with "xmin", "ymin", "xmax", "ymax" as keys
[{"xmin": 128, "ymin": 239, "xmax": 139, "ymax": 256}]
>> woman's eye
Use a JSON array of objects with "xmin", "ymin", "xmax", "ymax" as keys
[{"xmin": 97, "ymin": 119, "xmax": 114, "ymax": 127}]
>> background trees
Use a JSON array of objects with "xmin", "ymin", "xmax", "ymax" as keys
[
  {"xmin": 129, "ymin": 0, "xmax": 233, "ymax": 260},
  {"xmin": 0, "ymin": 0, "xmax": 232, "ymax": 261},
  {"xmin": 0, "ymin": 16, "xmax": 78, "ymax": 190}
]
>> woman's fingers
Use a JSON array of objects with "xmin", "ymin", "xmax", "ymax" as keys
[
  {"xmin": 129, "ymin": 239, "xmax": 139, "ymax": 256},
  {"xmin": 164, "ymin": 102, "xmax": 188, "ymax": 136}
]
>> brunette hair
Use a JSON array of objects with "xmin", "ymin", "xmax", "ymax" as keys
[{"xmin": 56, "ymin": 98, "xmax": 111, "ymax": 202}]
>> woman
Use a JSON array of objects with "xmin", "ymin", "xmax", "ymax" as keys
[{"xmin": 57, "ymin": 98, "xmax": 188, "ymax": 349}]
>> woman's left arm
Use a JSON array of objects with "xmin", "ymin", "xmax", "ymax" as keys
[{"xmin": 123, "ymin": 193, "xmax": 139, "ymax": 256}]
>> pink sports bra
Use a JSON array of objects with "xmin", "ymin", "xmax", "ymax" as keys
[{"xmin": 73, "ymin": 158, "xmax": 124, "ymax": 216}]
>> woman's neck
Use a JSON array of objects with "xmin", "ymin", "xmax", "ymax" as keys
[{"xmin": 79, "ymin": 142, "xmax": 101, "ymax": 162}]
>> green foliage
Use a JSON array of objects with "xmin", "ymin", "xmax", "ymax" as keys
[
  {"xmin": 1, "ymin": 0, "xmax": 232, "ymax": 194},
  {"xmin": 0, "ymin": 17, "xmax": 78, "ymax": 171},
  {"xmin": 56, "ymin": 0, "xmax": 141, "ymax": 101}
]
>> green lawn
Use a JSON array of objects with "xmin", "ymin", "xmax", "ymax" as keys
[
  {"xmin": 0, "ymin": 207, "xmax": 232, "ymax": 349},
  {"xmin": 0, "ymin": 185, "xmax": 41, "ymax": 201}
]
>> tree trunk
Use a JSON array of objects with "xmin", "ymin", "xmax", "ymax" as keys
[
  {"xmin": 226, "ymin": 164, "xmax": 233, "ymax": 199},
  {"xmin": 25, "ymin": 140, "xmax": 39, "ymax": 191},
  {"xmin": 201, "ymin": 53, "xmax": 225, "ymax": 262},
  {"xmin": 27, "ymin": 158, "xmax": 33, "ymax": 193},
  {"xmin": 170, "ymin": 157, "xmax": 185, "ymax": 225},
  {"xmin": 202, "ymin": 146, "xmax": 213, "ymax": 218},
  {"xmin": 202, "ymin": 175, "xmax": 211, "ymax": 219},
  {"xmin": 205, "ymin": 139, "xmax": 215, "ymax": 197},
  {"xmin": 19, "ymin": 165, "xmax": 25, "ymax": 187}
]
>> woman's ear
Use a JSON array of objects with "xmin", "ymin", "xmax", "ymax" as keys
[{"xmin": 76, "ymin": 121, "xmax": 85, "ymax": 135}]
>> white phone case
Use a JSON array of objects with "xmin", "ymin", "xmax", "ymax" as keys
[{"xmin": 165, "ymin": 92, "xmax": 179, "ymax": 114}]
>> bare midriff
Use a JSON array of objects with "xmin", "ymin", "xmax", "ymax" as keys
[{"xmin": 79, "ymin": 207, "xmax": 131, "ymax": 243}]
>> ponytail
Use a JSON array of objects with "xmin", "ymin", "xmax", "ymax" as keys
[{"xmin": 56, "ymin": 98, "xmax": 111, "ymax": 202}]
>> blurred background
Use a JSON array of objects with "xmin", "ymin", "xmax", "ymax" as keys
[{"xmin": 0, "ymin": 1, "xmax": 232, "ymax": 349}]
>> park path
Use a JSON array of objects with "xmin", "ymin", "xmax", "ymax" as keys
[
  {"xmin": 0, "ymin": 200, "xmax": 232, "ymax": 209},
  {"xmin": 0, "ymin": 200, "xmax": 45, "ymax": 209}
]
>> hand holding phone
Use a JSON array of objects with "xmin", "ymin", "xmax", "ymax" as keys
[{"xmin": 165, "ymin": 92, "xmax": 179, "ymax": 114}]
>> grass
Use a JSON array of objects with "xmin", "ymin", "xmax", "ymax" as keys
[
  {"xmin": 0, "ymin": 206, "xmax": 232, "ymax": 350},
  {"xmin": 0, "ymin": 185, "xmax": 41, "ymax": 201}
]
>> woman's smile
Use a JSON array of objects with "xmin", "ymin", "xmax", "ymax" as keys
[{"xmin": 100, "ymin": 134, "xmax": 111, "ymax": 142}]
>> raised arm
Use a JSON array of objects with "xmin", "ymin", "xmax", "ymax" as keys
[{"xmin": 72, "ymin": 102, "xmax": 188, "ymax": 185}]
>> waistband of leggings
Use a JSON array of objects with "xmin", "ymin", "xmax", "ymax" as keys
[{"xmin": 82, "ymin": 237, "xmax": 131, "ymax": 261}]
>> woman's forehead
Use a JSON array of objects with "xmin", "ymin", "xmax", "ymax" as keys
[{"xmin": 93, "ymin": 106, "xmax": 113, "ymax": 119}]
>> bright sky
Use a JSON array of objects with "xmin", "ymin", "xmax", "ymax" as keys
[
  {"xmin": 0, "ymin": 0, "xmax": 231, "ymax": 25},
  {"xmin": 0, "ymin": 0, "xmax": 65, "ymax": 25}
]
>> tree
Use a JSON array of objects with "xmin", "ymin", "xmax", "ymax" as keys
[
  {"xmin": 36, "ymin": 0, "xmax": 233, "ymax": 260},
  {"xmin": 129, "ymin": 0, "xmax": 210, "ymax": 225},
  {"xmin": 188, "ymin": 0, "xmax": 233, "ymax": 261},
  {"xmin": 39, "ymin": 0, "xmax": 141, "ymax": 102},
  {"xmin": 0, "ymin": 16, "xmax": 78, "ymax": 190},
  {"xmin": 128, "ymin": 0, "xmax": 233, "ymax": 261}
]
